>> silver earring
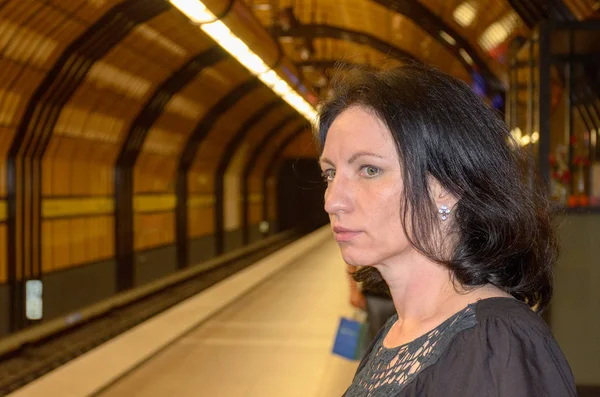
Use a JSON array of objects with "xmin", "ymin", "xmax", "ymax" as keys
[{"xmin": 439, "ymin": 205, "xmax": 450, "ymax": 221}]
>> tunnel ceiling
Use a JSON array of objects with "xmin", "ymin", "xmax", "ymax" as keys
[
  {"xmin": 0, "ymin": 0, "xmax": 597, "ymax": 184},
  {"xmin": 246, "ymin": 0, "xmax": 599, "ymax": 96}
]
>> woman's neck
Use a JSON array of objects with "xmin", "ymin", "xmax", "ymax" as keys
[
  {"xmin": 375, "ymin": 249, "xmax": 509, "ymax": 331},
  {"xmin": 375, "ymin": 250, "xmax": 454, "ymax": 321}
]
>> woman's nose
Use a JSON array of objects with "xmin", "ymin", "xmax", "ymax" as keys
[{"xmin": 324, "ymin": 177, "xmax": 351, "ymax": 215}]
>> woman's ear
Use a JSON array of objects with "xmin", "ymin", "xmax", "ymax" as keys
[{"xmin": 427, "ymin": 175, "xmax": 458, "ymax": 209}]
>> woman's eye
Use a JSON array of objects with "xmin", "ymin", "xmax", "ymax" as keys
[
  {"xmin": 361, "ymin": 165, "xmax": 381, "ymax": 177},
  {"xmin": 321, "ymin": 169, "xmax": 335, "ymax": 182}
]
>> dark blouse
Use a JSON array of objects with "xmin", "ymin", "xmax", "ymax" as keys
[{"xmin": 343, "ymin": 297, "xmax": 577, "ymax": 396}]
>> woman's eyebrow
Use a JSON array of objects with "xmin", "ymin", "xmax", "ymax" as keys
[
  {"xmin": 319, "ymin": 156, "xmax": 334, "ymax": 166},
  {"xmin": 348, "ymin": 151, "xmax": 385, "ymax": 164},
  {"xmin": 319, "ymin": 152, "xmax": 385, "ymax": 166}
]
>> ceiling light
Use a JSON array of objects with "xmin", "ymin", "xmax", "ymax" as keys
[
  {"xmin": 439, "ymin": 31, "xmax": 456, "ymax": 45},
  {"xmin": 252, "ymin": 3, "xmax": 272, "ymax": 11},
  {"xmin": 171, "ymin": 0, "xmax": 214, "ymax": 24},
  {"xmin": 511, "ymin": 127, "xmax": 522, "ymax": 142},
  {"xmin": 459, "ymin": 48, "xmax": 473, "ymax": 65},
  {"xmin": 479, "ymin": 12, "xmax": 519, "ymax": 52},
  {"xmin": 531, "ymin": 131, "xmax": 539, "ymax": 143},
  {"xmin": 259, "ymin": 70, "xmax": 280, "ymax": 86},
  {"xmin": 453, "ymin": 2, "xmax": 477, "ymax": 27},
  {"xmin": 170, "ymin": 0, "xmax": 317, "ymax": 123},
  {"xmin": 300, "ymin": 47, "xmax": 311, "ymax": 61}
]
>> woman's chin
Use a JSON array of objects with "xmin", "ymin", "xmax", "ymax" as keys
[{"xmin": 340, "ymin": 249, "xmax": 370, "ymax": 268}]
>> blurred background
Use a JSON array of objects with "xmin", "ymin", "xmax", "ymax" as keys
[{"xmin": 0, "ymin": 0, "xmax": 598, "ymax": 395}]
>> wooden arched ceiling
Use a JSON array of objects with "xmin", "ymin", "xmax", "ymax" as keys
[
  {"xmin": 245, "ymin": 0, "xmax": 537, "ymax": 93},
  {"xmin": 0, "ymin": 0, "xmax": 126, "ymax": 195},
  {"xmin": 419, "ymin": 0, "xmax": 528, "ymax": 57}
]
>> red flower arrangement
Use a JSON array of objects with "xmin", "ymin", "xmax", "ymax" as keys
[
  {"xmin": 569, "ymin": 136, "xmax": 578, "ymax": 145},
  {"xmin": 573, "ymin": 155, "xmax": 590, "ymax": 167},
  {"xmin": 549, "ymin": 153, "xmax": 571, "ymax": 185}
]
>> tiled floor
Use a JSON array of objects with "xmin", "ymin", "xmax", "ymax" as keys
[{"xmin": 98, "ymin": 237, "xmax": 359, "ymax": 397}]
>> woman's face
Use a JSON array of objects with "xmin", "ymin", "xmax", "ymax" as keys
[{"xmin": 320, "ymin": 106, "xmax": 410, "ymax": 267}]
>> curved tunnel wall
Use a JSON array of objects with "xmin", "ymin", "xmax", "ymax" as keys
[{"xmin": 0, "ymin": 0, "xmax": 320, "ymax": 336}]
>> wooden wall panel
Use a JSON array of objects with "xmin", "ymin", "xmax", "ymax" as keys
[
  {"xmin": 248, "ymin": 177, "xmax": 262, "ymax": 197},
  {"xmin": 135, "ymin": 116, "xmax": 186, "ymax": 194},
  {"xmin": 188, "ymin": 171, "xmax": 214, "ymax": 196},
  {"xmin": 42, "ymin": 215, "xmax": 114, "ymax": 273},
  {"xmin": 135, "ymin": 151, "xmax": 179, "ymax": 193},
  {"xmin": 249, "ymin": 203, "xmax": 263, "ymax": 225},
  {"xmin": 134, "ymin": 212, "xmax": 175, "ymax": 251},
  {"xmin": 0, "ymin": 224, "xmax": 5, "ymax": 283},
  {"xmin": 190, "ymin": 87, "xmax": 274, "ymax": 174},
  {"xmin": 43, "ymin": 84, "xmax": 143, "ymax": 198},
  {"xmin": 267, "ymin": 176, "xmax": 277, "ymax": 221},
  {"xmin": 248, "ymin": 120, "xmax": 304, "ymax": 188},
  {"xmin": 188, "ymin": 204, "xmax": 214, "ymax": 237},
  {"xmin": 248, "ymin": 176, "xmax": 263, "ymax": 224},
  {"xmin": 226, "ymin": 109, "xmax": 288, "ymax": 175},
  {"xmin": 185, "ymin": 61, "xmax": 250, "ymax": 195}
]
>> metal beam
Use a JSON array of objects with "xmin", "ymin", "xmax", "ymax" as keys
[
  {"xmin": 507, "ymin": 0, "xmax": 544, "ymax": 27},
  {"xmin": 261, "ymin": 126, "xmax": 308, "ymax": 226},
  {"xmin": 271, "ymin": 24, "xmax": 420, "ymax": 64},
  {"xmin": 538, "ymin": 22, "xmax": 552, "ymax": 188},
  {"xmin": 214, "ymin": 99, "xmax": 284, "ymax": 254},
  {"xmin": 177, "ymin": 78, "xmax": 261, "ymax": 262},
  {"xmin": 507, "ymin": 0, "xmax": 575, "ymax": 27},
  {"xmin": 116, "ymin": 46, "xmax": 227, "ymax": 286},
  {"xmin": 242, "ymin": 114, "xmax": 300, "ymax": 243}
]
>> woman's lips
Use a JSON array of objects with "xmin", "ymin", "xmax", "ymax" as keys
[{"xmin": 333, "ymin": 226, "xmax": 361, "ymax": 242}]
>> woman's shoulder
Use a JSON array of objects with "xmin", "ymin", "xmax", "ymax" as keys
[
  {"xmin": 473, "ymin": 296, "xmax": 550, "ymax": 334},
  {"xmin": 467, "ymin": 297, "xmax": 567, "ymax": 364},
  {"xmin": 469, "ymin": 297, "xmax": 568, "ymax": 354},
  {"xmin": 423, "ymin": 297, "xmax": 577, "ymax": 396}
]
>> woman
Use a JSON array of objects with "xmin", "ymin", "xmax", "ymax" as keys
[{"xmin": 317, "ymin": 63, "xmax": 576, "ymax": 396}]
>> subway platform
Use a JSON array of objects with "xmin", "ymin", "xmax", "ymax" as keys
[{"xmin": 7, "ymin": 227, "xmax": 360, "ymax": 397}]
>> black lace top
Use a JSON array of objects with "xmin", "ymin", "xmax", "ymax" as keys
[{"xmin": 343, "ymin": 297, "xmax": 577, "ymax": 397}]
